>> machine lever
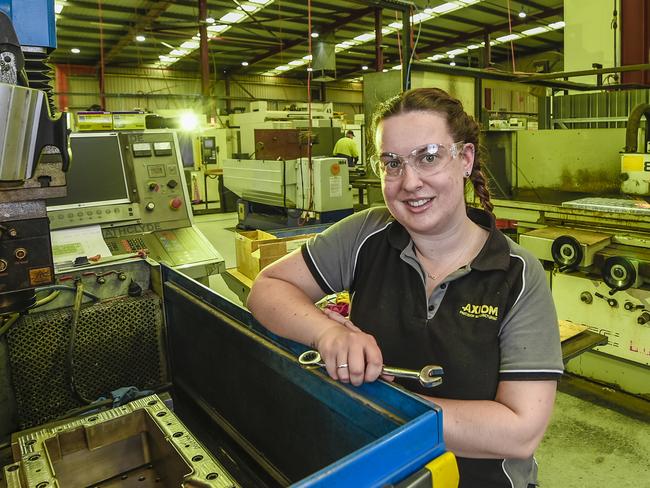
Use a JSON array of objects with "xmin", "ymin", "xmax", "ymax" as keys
[{"xmin": 298, "ymin": 350, "xmax": 443, "ymax": 388}]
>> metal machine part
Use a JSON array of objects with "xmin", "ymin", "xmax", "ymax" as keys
[
  {"xmin": 602, "ymin": 256, "xmax": 641, "ymax": 292},
  {"xmin": 298, "ymin": 349, "xmax": 444, "ymax": 388},
  {"xmin": 551, "ymin": 235, "xmax": 583, "ymax": 271},
  {"xmin": 0, "ymin": 11, "xmax": 69, "ymax": 315},
  {"xmin": 4, "ymin": 395, "xmax": 237, "ymax": 488}
]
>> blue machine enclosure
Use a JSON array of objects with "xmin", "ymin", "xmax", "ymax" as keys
[
  {"xmin": 161, "ymin": 264, "xmax": 449, "ymax": 487},
  {"xmin": 0, "ymin": 0, "xmax": 57, "ymax": 49}
]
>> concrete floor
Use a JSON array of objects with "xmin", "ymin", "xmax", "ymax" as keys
[{"xmin": 194, "ymin": 211, "xmax": 650, "ymax": 488}]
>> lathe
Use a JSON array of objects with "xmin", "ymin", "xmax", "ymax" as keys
[{"xmin": 486, "ymin": 106, "xmax": 650, "ymax": 398}]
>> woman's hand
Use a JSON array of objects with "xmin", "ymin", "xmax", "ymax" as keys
[{"xmin": 316, "ymin": 309, "xmax": 386, "ymax": 386}]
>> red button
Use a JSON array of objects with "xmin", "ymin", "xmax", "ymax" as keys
[{"xmin": 170, "ymin": 197, "xmax": 183, "ymax": 209}]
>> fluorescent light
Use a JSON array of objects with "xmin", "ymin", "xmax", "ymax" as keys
[
  {"xmin": 518, "ymin": 10, "xmax": 527, "ymax": 18},
  {"xmin": 289, "ymin": 60, "xmax": 305, "ymax": 66},
  {"xmin": 458, "ymin": 0, "xmax": 480, "ymax": 4},
  {"xmin": 242, "ymin": 61, "xmax": 249, "ymax": 66},
  {"xmin": 70, "ymin": 48, "xmax": 80, "ymax": 54},
  {"xmin": 159, "ymin": 55, "xmax": 177, "ymax": 62},
  {"xmin": 181, "ymin": 41, "xmax": 199, "ymax": 49},
  {"xmin": 205, "ymin": 17, "xmax": 215, "ymax": 24},
  {"xmin": 207, "ymin": 24, "xmax": 229, "ymax": 33},
  {"xmin": 170, "ymin": 49, "xmax": 188, "ymax": 56},
  {"xmin": 311, "ymin": 32, "xmax": 319, "ymax": 38},
  {"xmin": 411, "ymin": 13, "xmax": 432, "ymax": 23},
  {"xmin": 432, "ymin": 2, "xmax": 458, "ymax": 14},
  {"xmin": 381, "ymin": 28, "xmax": 392, "ymax": 35},
  {"xmin": 548, "ymin": 21, "xmax": 565, "ymax": 29},
  {"xmin": 239, "ymin": 4, "xmax": 258, "ymax": 12},
  {"xmin": 430, "ymin": 54, "xmax": 445, "ymax": 61},
  {"xmin": 302, "ymin": 54, "xmax": 312, "ymax": 60},
  {"xmin": 275, "ymin": 65, "xmax": 291, "ymax": 71},
  {"xmin": 382, "ymin": 68, "xmax": 388, "ymax": 72},
  {"xmin": 361, "ymin": 65, "xmax": 369, "ymax": 70},
  {"xmin": 522, "ymin": 26, "xmax": 548, "ymax": 36},
  {"xmin": 496, "ymin": 34, "xmax": 521, "ymax": 42},
  {"xmin": 220, "ymin": 12, "xmax": 245, "ymax": 23},
  {"xmin": 261, "ymin": 71, "xmax": 277, "ymax": 76},
  {"xmin": 250, "ymin": 0, "xmax": 272, "ymax": 4},
  {"xmin": 467, "ymin": 44, "xmax": 480, "ymax": 50},
  {"xmin": 135, "ymin": 35, "xmax": 146, "ymax": 42},
  {"xmin": 354, "ymin": 33, "xmax": 375, "ymax": 42},
  {"xmin": 450, "ymin": 61, "xmax": 456, "ymax": 66},
  {"xmin": 388, "ymin": 21, "xmax": 402, "ymax": 29},
  {"xmin": 447, "ymin": 48, "xmax": 466, "ymax": 56},
  {"xmin": 161, "ymin": 41, "xmax": 175, "ymax": 49},
  {"xmin": 392, "ymin": 64, "xmax": 401, "ymax": 70}
]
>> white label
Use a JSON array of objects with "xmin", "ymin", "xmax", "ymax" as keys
[{"xmin": 329, "ymin": 176, "xmax": 342, "ymax": 197}]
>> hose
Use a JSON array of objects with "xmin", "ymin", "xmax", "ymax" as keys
[{"xmin": 66, "ymin": 279, "xmax": 93, "ymax": 404}]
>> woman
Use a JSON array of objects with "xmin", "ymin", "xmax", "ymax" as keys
[{"xmin": 247, "ymin": 87, "xmax": 563, "ymax": 488}]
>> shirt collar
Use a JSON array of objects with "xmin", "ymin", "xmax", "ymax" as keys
[{"xmin": 387, "ymin": 206, "xmax": 510, "ymax": 272}]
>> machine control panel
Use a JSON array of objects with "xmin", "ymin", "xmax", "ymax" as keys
[{"xmin": 121, "ymin": 132, "xmax": 191, "ymax": 229}]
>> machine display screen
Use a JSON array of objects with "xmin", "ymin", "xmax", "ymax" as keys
[{"xmin": 48, "ymin": 134, "xmax": 131, "ymax": 208}]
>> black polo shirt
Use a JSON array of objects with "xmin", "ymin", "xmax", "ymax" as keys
[{"xmin": 302, "ymin": 206, "xmax": 563, "ymax": 488}]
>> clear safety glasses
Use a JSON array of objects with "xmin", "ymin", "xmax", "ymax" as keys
[{"xmin": 371, "ymin": 141, "xmax": 466, "ymax": 180}]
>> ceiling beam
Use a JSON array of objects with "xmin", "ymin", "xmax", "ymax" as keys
[{"xmin": 103, "ymin": 2, "xmax": 174, "ymax": 66}]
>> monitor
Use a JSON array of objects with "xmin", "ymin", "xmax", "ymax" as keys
[{"xmin": 48, "ymin": 133, "xmax": 131, "ymax": 209}]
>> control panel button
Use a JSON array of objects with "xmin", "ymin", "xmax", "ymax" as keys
[
  {"xmin": 15, "ymin": 248, "xmax": 27, "ymax": 260},
  {"xmin": 0, "ymin": 259, "xmax": 7, "ymax": 272},
  {"xmin": 167, "ymin": 179, "xmax": 178, "ymax": 189},
  {"xmin": 145, "ymin": 202, "xmax": 156, "ymax": 211},
  {"xmin": 169, "ymin": 197, "xmax": 182, "ymax": 210},
  {"xmin": 148, "ymin": 182, "xmax": 160, "ymax": 192}
]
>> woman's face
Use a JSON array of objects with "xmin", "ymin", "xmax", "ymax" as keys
[{"xmin": 376, "ymin": 111, "xmax": 474, "ymax": 237}]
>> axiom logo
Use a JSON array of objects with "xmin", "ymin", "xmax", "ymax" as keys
[{"xmin": 459, "ymin": 303, "xmax": 499, "ymax": 321}]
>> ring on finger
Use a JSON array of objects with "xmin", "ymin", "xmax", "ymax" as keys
[{"xmin": 337, "ymin": 363, "xmax": 349, "ymax": 369}]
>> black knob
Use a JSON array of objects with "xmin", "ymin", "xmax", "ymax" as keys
[
  {"xmin": 580, "ymin": 292, "xmax": 593, "ymax": 304},
  {"xmin": 167, "ymin": 179, "xmax": 178, "ymax": 189},
  {"xmin": 638, "ymin": 311, "xmax": 650, "ymax": 325},
  {"xmin": 607, "ymin": 298, "xmax": 618, "ymax": 308},
  {"xmin": 624, "ymin": 301, "xmax": 635, "ymax": 311}
]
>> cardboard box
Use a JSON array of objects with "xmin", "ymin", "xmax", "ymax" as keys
[
  {"xmin": 235, "ymin": 230, "xmax": 277, "ymax": 280},
  {"xmin": 250, "ymin": 235, "xmax": 314, "ymax": 279},
  {"xmin": 235, "ymin": 230, "xmax": 315, "ymax": 280}
]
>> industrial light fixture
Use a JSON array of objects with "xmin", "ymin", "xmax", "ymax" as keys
[
  {"xmin": 70, "ymin": 48, "xmax": 80, "ymax": 54},
  {"xmin": 518, "ymin": 7, "xmax": 527, "ymax": 18},
  {"xmin": 135, "ymin": 35, "xmax": 146, "ymax": 42},
  {"xmin": 157, "ymin": 1, "xmax": 275, "ymax": 68},
  {"xmin": 241, "ymin": 61, "xmax": 249, "ymax": 66},
  {"xmin": 311, "ymin": 32, "xmax": 319, "ymax": 38},
  {"xmin": 449, "ymin": 61, "xmax": 456, "ymax": 66},
  {"xmin": 361, "ymin": 65, "xmax": 369, "ymax": 70}
]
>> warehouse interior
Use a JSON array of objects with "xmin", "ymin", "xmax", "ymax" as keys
[{"xmin": 1, "ymin": 0, "xmax": 650, "ymax": 486}]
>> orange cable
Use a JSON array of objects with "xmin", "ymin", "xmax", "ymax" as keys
[{"xmin": 505, "ymin": 0, "xmax": 516, "ymax": 73}]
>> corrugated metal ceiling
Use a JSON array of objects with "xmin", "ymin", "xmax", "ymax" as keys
[{"xmin": 50, "ymin": 0, "xmax": 564, "ymax": 80}]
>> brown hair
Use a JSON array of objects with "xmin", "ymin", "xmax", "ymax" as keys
[{"xmin": 370, "ymin": 87, "xmax": 493, "ymax": 214}]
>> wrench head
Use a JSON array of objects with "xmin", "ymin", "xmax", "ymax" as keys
[
  {"xmin": 298, "ymin": 350, "xmax": 323, "ymax": 366},
  {"xmin": 419, "ymin": 365, "xmax": 444, "ymax": 388}
]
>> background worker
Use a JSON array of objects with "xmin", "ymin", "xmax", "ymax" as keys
[
  {"xmin": 332, "ymin": 129, "xmax": 359, "ymax": 166},
  {"xmin": 247, "ymin": 87, "xmax": 563, "ymax": 488}
]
